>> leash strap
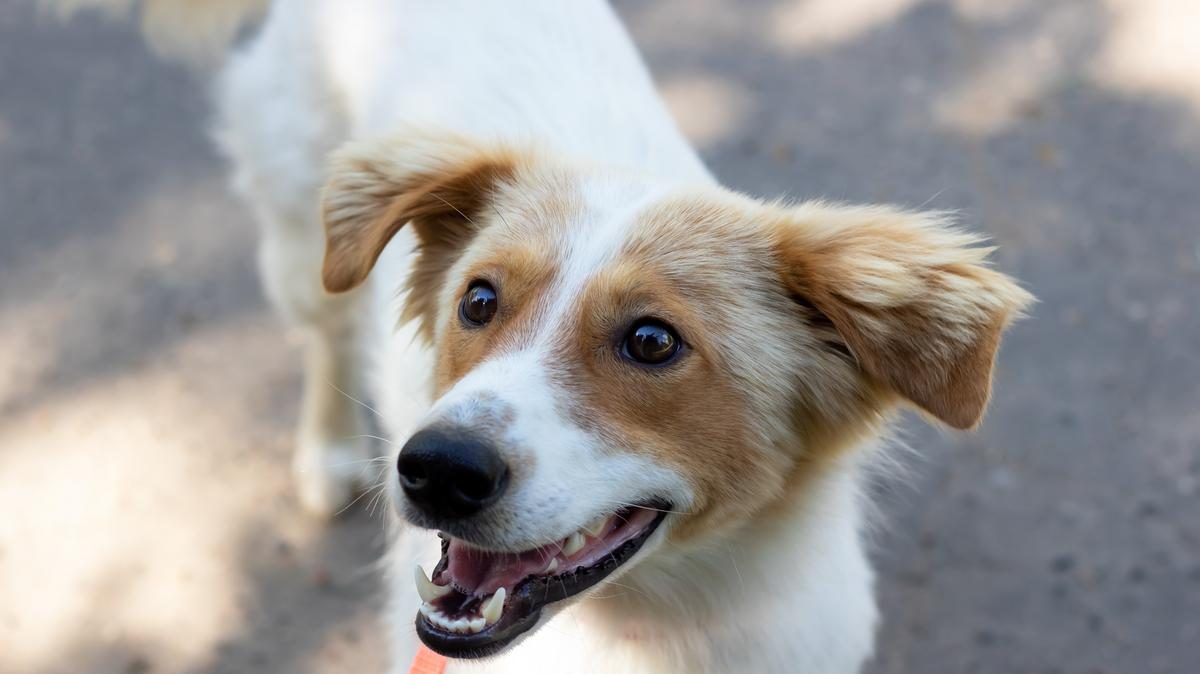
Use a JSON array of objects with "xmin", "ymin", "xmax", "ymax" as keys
[{"xmin": 408, "ymin": 645, "xmax": 449, "ymax": 674}]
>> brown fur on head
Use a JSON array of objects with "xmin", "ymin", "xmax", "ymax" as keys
[
  {"xmin": 321, "ymin": 129, "xmax": 1033, "ymax": 546},
  {"xmin": 321, "ymin": 131, "xmax": 528, "ymax": 342},
  {"xmin": 770, "ymin": 202, "xmax": 1033, "ymax": 430}
]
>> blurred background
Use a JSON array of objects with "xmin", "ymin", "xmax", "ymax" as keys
[{"xmin": 1, "ymin": 1, "xmax": 1198, "ymax": 672}]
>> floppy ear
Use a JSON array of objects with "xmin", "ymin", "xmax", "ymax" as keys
[
  {"xmin": 773, "ymin": 202, "xmax": 1033, "ymax": 429},
  {"xmin": 320, "ymin": 130, "xmax": 520, "ymax": 293}
]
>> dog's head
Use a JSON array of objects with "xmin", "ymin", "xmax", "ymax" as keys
[{"xmin": 321, "ymin": 130, "xmax": 1032, "ymax": 657}]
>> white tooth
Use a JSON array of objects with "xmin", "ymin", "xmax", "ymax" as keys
[
  {"xmin": 583, "ymin": 515, "xmax": 608, "ymax": 537},
  {"xmin": 562, "ymin": 532, "xmax": 586, "ymax": 556},
  {"xmin": 451, "ymin": 618, "xmax": 468, "ymax": 633},
  {"xmin": 544, "ymin": 558, "xmax": 559, "ymax": 574},
  {"xmin": 414, "ymin": 565, "xmax": 452, "ymax": 603},
  {"xmin": 481, "ymin": 587, "xmax": 506, "ymax": 626},
  {"xmin": 468, "ymin": 617, "xmax": 486, "ymax": 633}
]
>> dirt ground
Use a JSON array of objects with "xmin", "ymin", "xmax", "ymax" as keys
[{"xmin": 1, "ymin": 1, "xmax": 1198, "ymax": 673}]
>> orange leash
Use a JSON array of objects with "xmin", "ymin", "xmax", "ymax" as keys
[{"xmin": 408, "ymin": 645, "xmax": 449, "ymax": 674}]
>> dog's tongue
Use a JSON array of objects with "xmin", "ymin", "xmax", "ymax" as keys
[
  {"xmin": 440, "ymin": 509, "xmax": 662, "ymax": 597},
  {"xmin": 444, "ymin": 539, "xmax": 557, "ymax": 596}
]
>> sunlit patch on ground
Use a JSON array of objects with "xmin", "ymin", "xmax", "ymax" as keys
[
  {"xmin": 769, "ymin": 0, "xmax": 925, "ymax": 51},
  {"xmin": 1093, "ymin": 0, "xmax": 1200, "ymax": 118},
  {"xmin": 661, "ymin": 74, "xmax": 752, "ymax": 147},
  {"xmin": 3, "ymin": 1, "xmax": 1199, "ymax": 673}
]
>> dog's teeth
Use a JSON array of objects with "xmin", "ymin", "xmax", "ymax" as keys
[
  {"xmin": 481, "ymin": 587, "xmax": 506, "ymax": 626},
  {"xmin": 544, "ymin": 557, "xmax": 559, "ymax": 574},
  {"xmin": 583, "ymin": 515, "xmax": 608, "ymax": 537},
  {"xmin": 424, "ymin": 606, "xmax": 451, "ymax": 630},
  {"xmin": 414, "ymin": 565, "xmax": 451, "ymax": 603},
  {"xmin": 468, "ymin": 617, "xmax": 486, "ymax": 633},
  {"xmin": 563, "ymin": 532, "xmax": 586, "ymax": 556}
]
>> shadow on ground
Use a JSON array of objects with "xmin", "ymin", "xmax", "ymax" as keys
[{"xmin": 1, "ymin": 1, "xmax": 1197, "ymax": 673}]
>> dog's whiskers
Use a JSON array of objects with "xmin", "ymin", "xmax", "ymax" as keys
[
  {"xmin": 325, "ymin": 380, "xmax": 386, "ymax": 422},
  {"xmin": 366, "ymin": 485, "xmax": 392, "ymax": 518},
  {"xmin": 600, "ymin": 500, "xmax": 693, "ymax": 516},
  {"xmin": 334, "ymin": 481, "xmax": 385, "ymax": 517},
  {"xmin": 596, "ymin": 578, "xmax": 649, "ymax": 600},
  {"xmin": 325, "ymin": 455, "xmax": 393, "ymax": 470},
  {"xmin": 340, "ymin": 433, "xmax": 401, "ymax": 448},
  {"xmin": 428, "ymin": 191, "xmax": 479, "ymax": 226}
]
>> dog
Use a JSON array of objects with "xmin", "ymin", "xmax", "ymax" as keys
[{"xmin": 56, "ymin": 1, "xmax": 1033, "ymax": 671}]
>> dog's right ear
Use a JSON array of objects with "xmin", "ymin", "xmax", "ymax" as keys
[{"xmin": 320, "ymin": 130, "xmax": 520, "ymax": 293}]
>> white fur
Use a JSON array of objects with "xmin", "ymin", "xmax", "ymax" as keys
[{"xmin": 208, "ymin": 1, "xmax": 879, "ymax": 671}]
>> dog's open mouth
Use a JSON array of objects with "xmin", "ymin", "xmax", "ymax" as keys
[{"xmin": 412, "ymin": 501, "xmax": 669, "ymax": 658}]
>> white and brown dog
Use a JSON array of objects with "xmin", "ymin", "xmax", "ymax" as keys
[{"xmin": 60, "ymin": 1, "xmax": 1032, "ymax": 671}]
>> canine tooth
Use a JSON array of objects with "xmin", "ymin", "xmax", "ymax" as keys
[
  {"xmin": 414, "ymin": 565, "xmax": 452, "ymax": 603},
  {"xmin": 544, "ymin": 558, "xmax": 559, "ymax": 574},
  {"xmin": 481, "ymin": 587, "xmax": 506, "ymax": 625},
  {"xmin": 468, "ymin": 617, "xmax": 486, "ymax": 633},
  {"xmin": 583, "ymin": 515, "xmax": 608, "ymax": 537},
  {"xmin": 562, "ymin": 532, "xmax": 586, "ymax": 556}
]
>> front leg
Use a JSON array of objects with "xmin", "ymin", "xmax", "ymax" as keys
[{"xmin": 292, "ymin": 310, "xmax": 377, "ymax": 518}]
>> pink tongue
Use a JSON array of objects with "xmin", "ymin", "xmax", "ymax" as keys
[
  {"xmin": 441, "ymin": 509, "xmax": 661, "ymax": 596},
  {"xmin": 444, "ymin": 539, "xmax": 557, "ymax": 596}
]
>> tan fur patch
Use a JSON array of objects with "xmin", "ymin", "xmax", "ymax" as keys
[
  {"xmin": 541, "ymin": 194, "xmax": 881, "ymax": 542},
  {"xmin": 320, "ymin": 130, "xmax": 525, "ymax": 297},
  {"xmin": 431, "ymin": 245, "xmax": 559, "ymax": 393},
  {"xmin": 769, "ymin": 202, "xmax": 1034, "ymax": 429},
  {"xmin": 521, "ymin": 190, "xmax": 1028, "ymax": 541},
  {"xmin": 557, "ymin": 255, "xmax": 785, "ymax": 541}
]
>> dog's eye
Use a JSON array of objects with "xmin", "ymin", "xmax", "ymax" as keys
[
  {"xmin": 460, "ymin": 281, "xmax": 498, "ymax": 327},
  {"xmin": 622, "ymin": 319, "xmax": 681, "ymax": 366}
]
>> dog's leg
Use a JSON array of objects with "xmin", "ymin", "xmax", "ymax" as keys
[
  {"xmin": 216, "ymin": 19, "xmax": 382, "ymax": 517},
  {"xmin": 256, "ymin": 223, "xmax": 376, "ymax": 518},
  {"xmin": 294, "ymin": 303, "xmax": 374, "ymax": 518}
]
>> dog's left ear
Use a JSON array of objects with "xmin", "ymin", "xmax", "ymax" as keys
[
  {"xmin": 772, "ymin": 202, "xmax": 1034, "ymax": 429},
  {"xmin": 320, "ymin": 130, "xmax": 521, "ymax": 293}
]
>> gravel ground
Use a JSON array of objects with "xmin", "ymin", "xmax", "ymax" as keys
[{"xmin": 2, "ymin": 1, "xmax": 1197, "ymax": 673}]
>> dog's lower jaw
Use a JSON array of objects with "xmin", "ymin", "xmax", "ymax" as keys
[{"xmin": 385, "ymin": 459, "xmax": 878, "ymax": 674}]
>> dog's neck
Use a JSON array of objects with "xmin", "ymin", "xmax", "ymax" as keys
[{"xmin": 570, "ymin": 456, "xmax": 880, "ymax": 673}]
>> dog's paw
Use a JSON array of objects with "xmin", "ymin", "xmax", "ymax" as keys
[{"xmin": 292, "ymin": 437, "xmax": 377, "ymax": 519}]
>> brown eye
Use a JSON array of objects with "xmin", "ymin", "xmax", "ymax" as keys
[
  {"xmin": 460, "ymin": 281, "xmax": 498, "ymax": 327},
  {"xmin": 622, "ymin": 319, "xmax": 681, "ymax": 366}
]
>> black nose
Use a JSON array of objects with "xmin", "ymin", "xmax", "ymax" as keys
[{"xmin": 397, "ymin": 428, "xmax": 510, "ymax": 520}]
